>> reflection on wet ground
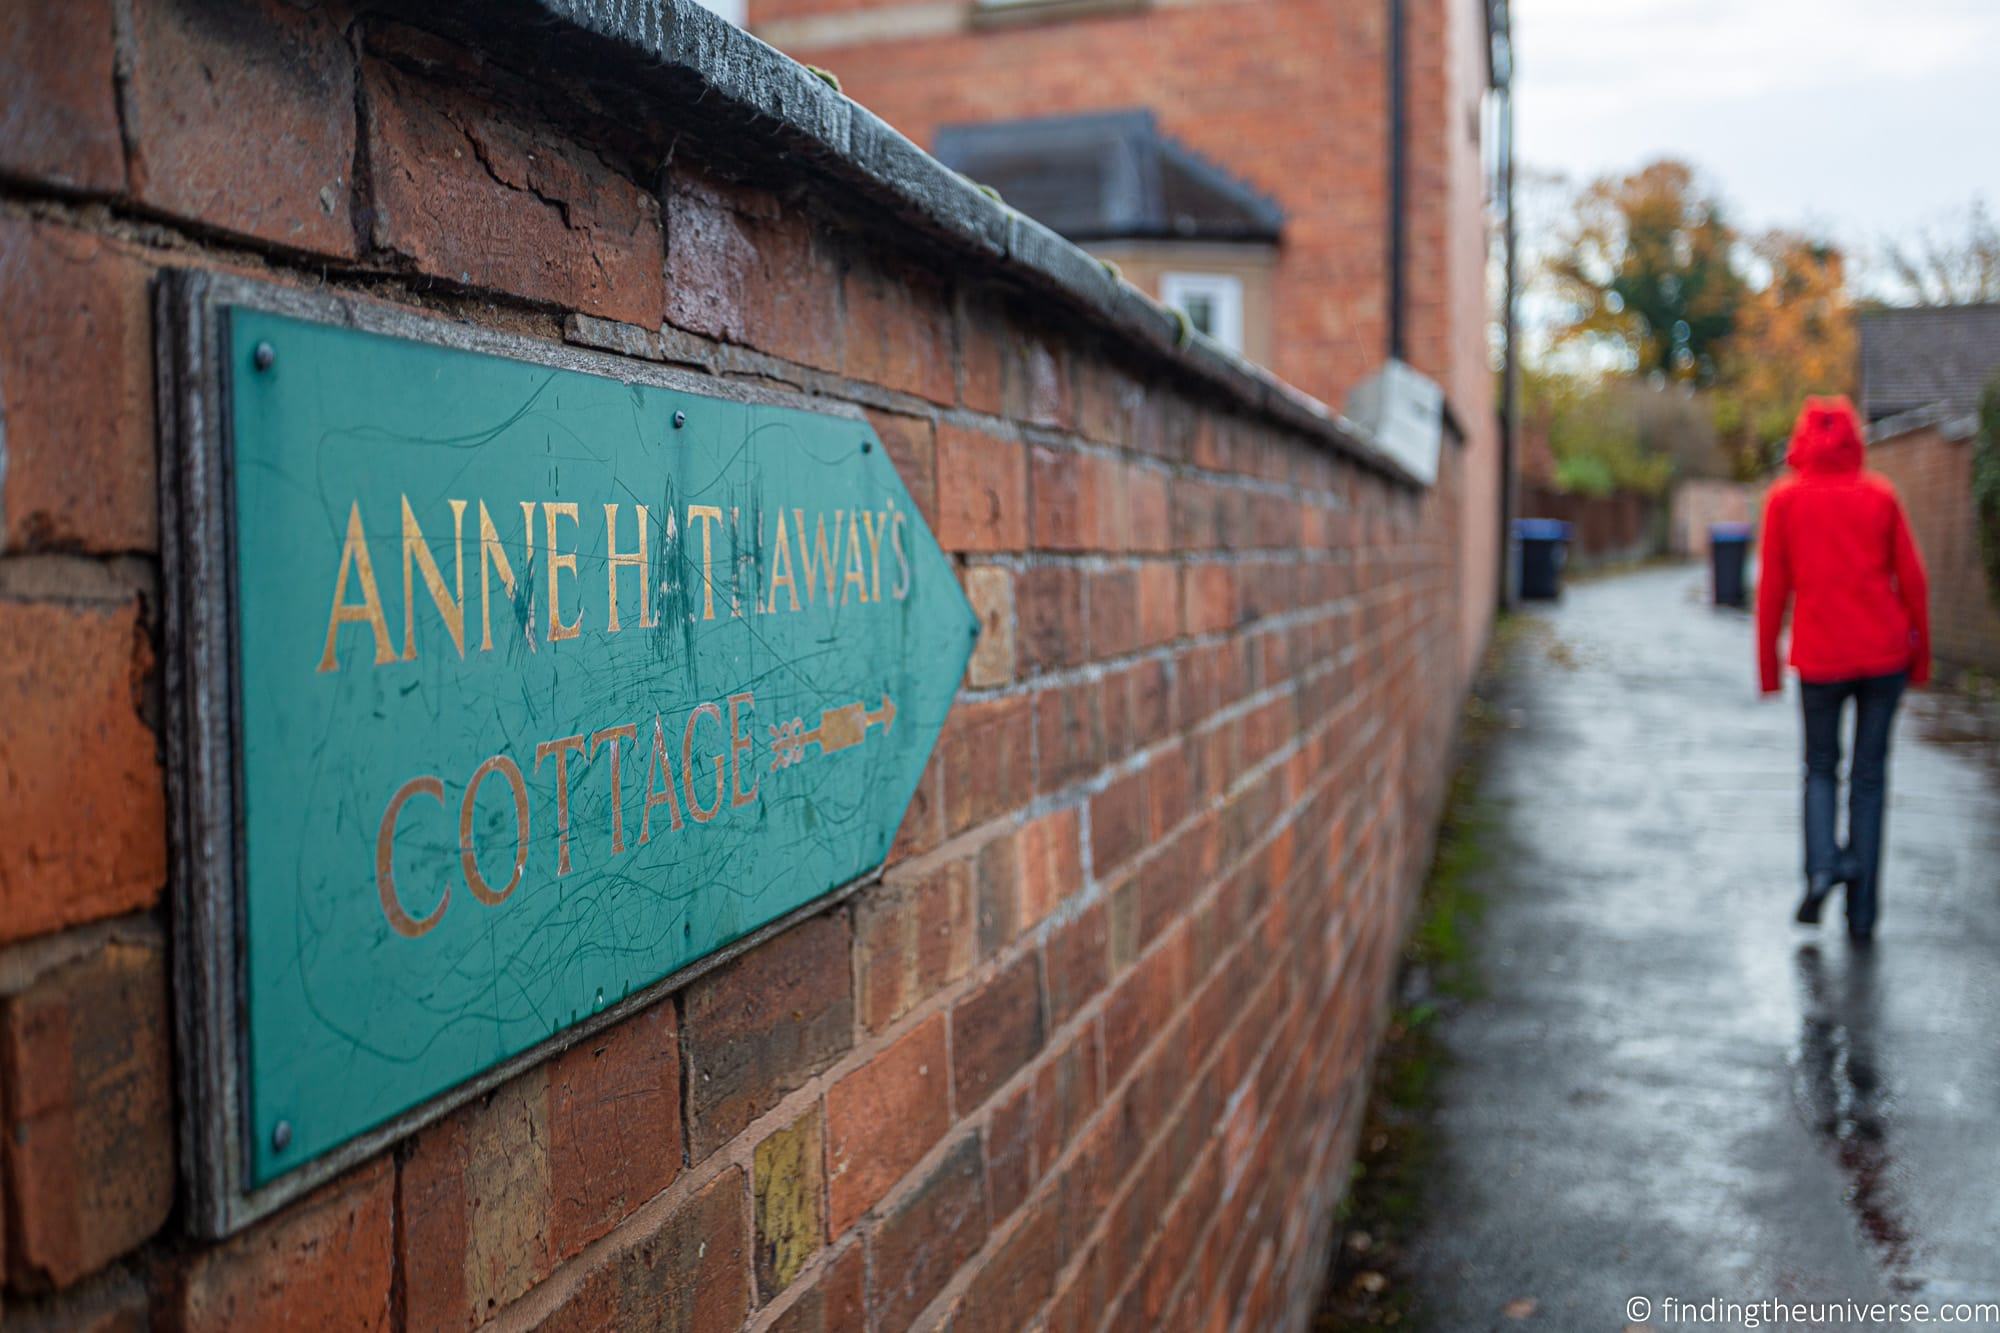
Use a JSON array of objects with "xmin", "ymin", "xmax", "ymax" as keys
[
  {"xmin": 1791, "ymin": 944, "xmax": 1911, "ymax": 1285},
  {"xmin": 1399, "ymin": 565, "xmax": 2000, "ymax": 1329}
]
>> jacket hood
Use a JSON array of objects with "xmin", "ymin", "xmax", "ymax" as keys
[{"xmin": 1785, "ymin": 395, "xmax": 1864, "ymax": 474}]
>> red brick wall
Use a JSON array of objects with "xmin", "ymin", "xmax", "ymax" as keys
[
  {"xmin": 0, "ymin": 3, "xmax": 1475, "ymax": 1329},
  {"xmin": 1867, "ymin": 427, "xmax": 2000, "ymax": 675},
  {"xmin": 758, "ymin": 0, "xmax": 1504, "ymax": 716}
]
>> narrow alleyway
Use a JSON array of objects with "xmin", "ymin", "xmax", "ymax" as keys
[{"xmin": 1405, "ymin": 564, "xmax": 2000, "ymax": 1327}]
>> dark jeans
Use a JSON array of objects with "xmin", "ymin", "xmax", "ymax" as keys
[{"xmin": 1800, "ymin": 672, "xmax": 1906, "ymax": 934}]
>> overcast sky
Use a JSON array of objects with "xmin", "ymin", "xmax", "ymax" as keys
[{"xmin": 1512, "ymin": 0, "xmax": 2000, "ymax": 278}]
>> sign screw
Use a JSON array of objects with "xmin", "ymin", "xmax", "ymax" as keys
[
  {"xmin": 861, "ymin": 439, "xmax": 873, "ymax": 453},
  {"xmin": 672, "ymin": 410, "xmax": 687, "ymax": 430},
  {"xmin": 272, "ymin": 1120, "xmax": 293, "ymax": 1151},
  {"xmin": 252, "ymin": 341, "xmax": 276, "ymax": 372}
]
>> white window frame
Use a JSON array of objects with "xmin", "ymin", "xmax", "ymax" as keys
[{"xmin": 1159, "ymin": 272, "xmax": 1245, "ymax": 355}]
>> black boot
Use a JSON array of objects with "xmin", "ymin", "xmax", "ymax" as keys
[
  {"xmin": 1796, "ymin": 873, "xmax": 1837, "ymax": 925},
  {"xmin": 1846, "ymin": 873, "xmax": 1878, "ymax": 943}
]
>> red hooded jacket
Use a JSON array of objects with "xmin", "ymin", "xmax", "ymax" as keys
[{"xmin": 1755, "ymin": 397, "xmax": 1930, "ymax": 693}]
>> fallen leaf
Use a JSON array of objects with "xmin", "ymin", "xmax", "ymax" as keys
[{"xmin": 1503, "ymin": 1297, "xmax": 1538, "ymax": 1319}]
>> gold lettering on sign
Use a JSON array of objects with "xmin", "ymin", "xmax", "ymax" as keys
[
  {"xmin": 767, "ymin": 509, "xmax": 799, "ymax": 613},
  {"xmin": 797, "ymin": 509, "xmax": 840, "ymax": 606},
  {"xmin": 477, "ymin": 501, "xmax": 519, "ymax": 653},
  {"xmin": 641, "ymin": 714, "xmax": 686, "ymax": 843},
  {"xmin": 687, "ymin": 505, "xmax": 724, "ymax": 621},
  {"xmin": 401, "ymin": 496, "xmax": 468, "ymax": 661},
  {"xmin": 377, "ymin": 775, "xmax": 448, "ymax": 937},
  {"xmin": 728, "ymin": 692, "xmax": 759, "ymax": 807},
  {"xmin": 318, "ymin": 501, "xmax": 396, "ymax": 672},
  {"xmin": 605, "ymin": 504, "xmax": 655, "ymax": 633},
  {"xmin": 863, "ymin": 509, "xmax": 885, "ymax": 602},
  {"xmin": 460, "ymin": 755, "xmax": 530, "ymax": 906},
  {"xmin": 683, "ymin": 702, "xmax": 726, "ymax": 823},
  {"xmin": 545, "ymin": 502, "xmax": 582, "ymax": 641},
  {"xmin": 590, "ymin": 723, "xmax": 639, "ymax": 853},
  {"xmin": 889, "ymin": 502, "xmax": 911, "ymax": 601},
  {"xmin": 534, "ymin": 734, "xmax": 587, "ymax": 873},
  {"xmin": 842, "ymin": 509, "xmax": 869, "ymax": 605}
]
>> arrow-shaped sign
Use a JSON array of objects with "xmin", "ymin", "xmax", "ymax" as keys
[
  {"xmin": 769, "ymin": 693, "xmax": 898, "ymax": 770},
  {"xmin": 185, "ymin": 288, "xmax": 980, "ymax": 1202}
]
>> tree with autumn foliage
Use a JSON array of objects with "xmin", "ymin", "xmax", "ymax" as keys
[
  {"xmin": 1533, "ymin": 158, "xmax": 1856, "ymax": 487},
  {"xmin": 1711, "ymin": 232, "xmax": 1856, "ymax": 477},
  {"xmin": 1546, "ymin": 160, "xmax": 1745, "ymax": 384}
]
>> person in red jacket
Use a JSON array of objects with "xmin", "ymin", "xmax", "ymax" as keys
[{"xmin": 1756, "ymin": 395, "xmax": 1930, "ymax": 942}]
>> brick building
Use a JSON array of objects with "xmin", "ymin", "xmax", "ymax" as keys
[
  {"xmin": 2, "ymin": 0, "xmax": 1504, "ymax": 1328},
  {"xmin": 757, "ymin": 0, "xmax": 1516, "ymax": 671},
  {"xmin": 1858, "ymin": 305, "xmax": 2000, "ymax": 673}
]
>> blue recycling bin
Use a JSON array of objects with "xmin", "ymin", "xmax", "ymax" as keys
[
  {"xmin": 1711, "ymin": 522, "xmax": 1752, "ymax": 607},
  {"xmin": 1514, "ymin": 518, "xmax": 1571, "ymax": 600}
]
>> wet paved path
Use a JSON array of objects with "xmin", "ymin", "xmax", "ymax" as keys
[{"xmin": 1406, "ymin": 565, "xmax": 2000, "ymax": 1329}]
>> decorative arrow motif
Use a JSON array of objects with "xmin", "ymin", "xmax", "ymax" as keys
[{"xmin": 769, "ymin": 693, "xmax": 897, "ymax": 770}]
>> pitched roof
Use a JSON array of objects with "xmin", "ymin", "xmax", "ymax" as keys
[
  {"xmin": 933, "ymin": 109, "xmax": 1284, "ymax": 245},
  {"xmin": 1857, "ymin": 303, "xmax": 2000, "ymax": 422}
]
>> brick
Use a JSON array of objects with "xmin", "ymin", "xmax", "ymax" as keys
[
  {"xmin": 1126, "ymin": 466, "xmax": 1173, "ymax": 553},
  {"xmin": 0, "ymin": 1, "xmax": 124, "ymax": 193},
  {"xmin": 1031, "ymin": 1028, "xmax": 1101, "ymax": 1177},
  {"xmin": 973, "ymin": 833, "xmax": 1021, "ymax": 959},
  {"xmin": 4, "ymin": 681, "xmax": 161, "ymax": 947},
  {"xmin": 888, "ymin": 756, "xmax": 943, "ymax": 866},
  {"xmin": 126, "ymin": 0, "xmax": 355, "ymax": 256},
  {"xmin": 0, "ymin": 218, "xmax": 156, "ymax": 552},
  {"xmin": 824, "ymin": 1014, "xmax": 949, "ymax": 1235},
  {"xmin": 543, "ymin": 1166, "xmax": 750, "ymax": 1333},
  {"xmin": 962, "ymin": 566, "xmax": 1015, "ymax": 687},
  {"xmin": 1090, "ymin": 769, "xmax": 1149, "ymax": 878},
  {"xmin": 854, "ymin": 864, "xmax": 975, "ymax": 1033},
  {"xmin": 768, "ymin": 1242, "xmax": 866, "ymax": 1333},
  {"xmin": 935, "ymin": 425, "xmax": 1027, "ymax": 553},
  {"xmin": 1017, "ymin": 808, "xmax": 1084, "ymax": 930},
  {"xmin": 1004, "ymin": 327, "xmax": 1071, "ymax": 430},
  {"xmin": 1087, "ymin": 567, "xmax": 1140, "ymax": 660},
  {"xmin": 1034, "ymin": 683, "xmax": 1103, "ymax": 794},
  {"xmin": 1029, "ymin": 446, "xmax": 1096, "ymax": 551},
  {"xmin": 1182, "ymin": 564, "xmax": 1238, "ymax": 636},
  {"xmin": 547, "ymin": 1003, "xmax": 682, "ymax": 1257},
  {"xmin": 1014, "ymin": 566, "xmax": 1085, "ymax": 674},
  {"xmin": 1127, "ymin": 657, "xmax": 1175, "ymax": 748},
  {"xmin": 364, "ymin": 56, "xmax": 663, "ymax": 324},
  {"xmin": 684, "ymin": 911, "xmax": 853, "ymax": 1158},
  {"xmin": 843, "ymin": 255, "xmax": 955, "ymax": 404},
  {"xmin": 985, "ymin": 1082, "xmax": 1033, "ymax": 1222},
  {"xmin": 950, "ymin": 954, "xmax": 1042, "ymax": 1115},
  {"xmin": 948, "ymin": 1195, "xmax": 1062, "ymax": 1333},
  {"xmin": 1074, "ymin": 360, "xmax": 1141, "ymax": 447},
  {"xmin": 754, "ymin": 1107, "xmax": 826, "ymax": 1300},
  {"xmin": 870, "ymin": 1135, "xmax": 986, "ymax": 1333},
  {"xmin": 3, "ymin": 1267, "xmax": 149, "ymax": 1331},
  {"xmin": 178, "ymin": 1158, "xmax": 393, "ymax": 1332},
  {"xmin": 1042, "ymin": 904, "xmax": 1108, "ymax": 1029},
  {"xmin": 955, "ymin": 291, "xmax": 1005, "ymax": 415},
  {"xmin": 1108, "ymin": 931, "xmax": 1194, "ymax": 1087},
  {"xmin": 936, "ymin": 695, "xmax": 1032, "ymax": 836},
  {"xmin": 0, "ymin": 937, "xmax": 173, "ymax": 1288},
  {"xmin": 868, "ymin": 410, "xmax": 937, "ymax": 529},
  {"xmin": 669, "ymin": 171, "xmax": 840, "ymax": 371},
  {"xmin": 399, "ymin": 1073, "xmax": 553, "ymax": 1330}
]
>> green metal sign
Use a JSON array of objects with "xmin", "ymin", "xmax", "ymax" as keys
[{"xmin": 159, "ymin": 276, "xmax": 975, "ymax": 1232}]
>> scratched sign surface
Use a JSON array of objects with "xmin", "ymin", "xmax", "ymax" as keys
[{"xmin": 228, "ymin": 309, "xmax": 975, "ymax": 1183}]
